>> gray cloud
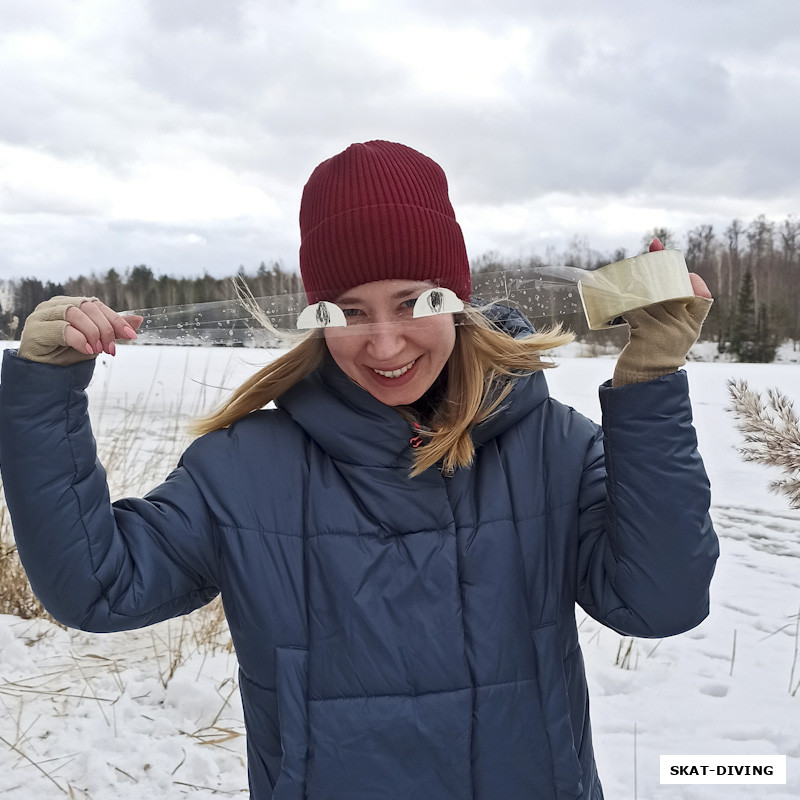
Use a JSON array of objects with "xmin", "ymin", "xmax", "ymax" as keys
[
  {"xmin": 144, "ymin": 0, "xmax": 248, "ymax": 38},
  {"xmin": 0, "ymin": 0, "xmax": 798, "ymax": 282}
]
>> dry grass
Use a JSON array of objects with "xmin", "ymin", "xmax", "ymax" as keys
[
  {"xmin": 0, "ymin": 497, "xmax": 49, "ymax": 620},
  {"xmin": 0, "ymin": 613, "xmax": 244, "ymax": 796},
  {"xmin": 727, "ymin": 378, "xmax": 800, "ymax": 508}
]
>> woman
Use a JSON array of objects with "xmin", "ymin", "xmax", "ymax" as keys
[{"xmin": 0, "ymin": 140, "xmax": 718, "ymax": 799}]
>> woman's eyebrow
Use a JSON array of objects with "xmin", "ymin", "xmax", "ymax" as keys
[
  {"xmin": 333, "ymin": 293, "xmax": 360, "ymax": 305},
  {"xmin": 335, "ymin": 287, "xmax": 421, "ymax": 305},
  {"xmin": 391, "ymin": 288, "xmax": 421, "ymax": 299}
]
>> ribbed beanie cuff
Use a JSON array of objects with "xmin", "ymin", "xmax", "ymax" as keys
[{"xmin": 299, "ymin": 141, "xmax": 471, "ymax": 304}]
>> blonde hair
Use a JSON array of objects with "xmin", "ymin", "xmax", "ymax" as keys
[{"xmin": 191, "ymin": 306, "xmax": 573, "ymax": 476}]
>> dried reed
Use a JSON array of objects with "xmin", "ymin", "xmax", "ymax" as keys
[{"xmin": 727, "ymin": 378, "xmax": 800, "ymax": 509}]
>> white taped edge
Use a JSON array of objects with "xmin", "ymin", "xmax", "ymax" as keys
[
  {"xmin": 296, "ymin": 301, "xmax": 347, "ymax": 329},
  {"xmin": 412, "ymin": 288, "xmax": 465, "ymax": 318}
]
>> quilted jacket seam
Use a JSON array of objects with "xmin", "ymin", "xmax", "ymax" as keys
[{"xmin": 309, "ymin": 676, "xmax": 539, "ymax": 704}]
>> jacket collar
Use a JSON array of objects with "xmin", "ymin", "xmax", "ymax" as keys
[
  {"xmin": 278, "ymin": 354, "xmax": 414, "ymax": 467},
  {"xmin": 277, "ymin": 305, "xmax": 551, "ymax": 469}
]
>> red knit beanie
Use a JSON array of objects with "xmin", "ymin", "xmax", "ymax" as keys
[{"xmin": 299, "ymin": 140, "xmax": 471, "ymax": 304}]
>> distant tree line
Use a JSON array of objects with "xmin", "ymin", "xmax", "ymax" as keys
[
  {"xmin": 470, "ymin": 214, "xmax": 797, "ymax": 361},
  {"xmin": 681, "ymin": 214, "xmax": 798, "ymax": 363},
  {"xmin": 0, "ymin": 262, "xmax": 304, "ymax": 345},
  {"xmin": 1, "ymin": 214, "xmax": 797, "ymax": 361}
]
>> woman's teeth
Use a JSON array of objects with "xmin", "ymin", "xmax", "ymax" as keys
[{"xmin": 372, "ymin": 360, "xmax": 416, "ymax": 378}]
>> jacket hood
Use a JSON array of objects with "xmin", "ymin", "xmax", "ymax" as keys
[{"xmin": 277, "ymin": 304, "xmax": 551, "ymax": 469}]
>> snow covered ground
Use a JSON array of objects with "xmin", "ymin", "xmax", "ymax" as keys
[{"xmin": 1, "ymin": 341, "xmax": 799, "ymax": 798}]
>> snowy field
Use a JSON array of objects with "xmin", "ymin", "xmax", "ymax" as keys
[{"xmin": 1, "ymin": 340, "xmax": 799, "ymax": 799}]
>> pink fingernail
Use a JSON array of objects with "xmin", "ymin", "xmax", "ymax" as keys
[
  {"xmin": 85, "ymin": 344, "xmax": 95, "ymax": 355},
  {"xmin": 94, "ymin": 341, "xmax": 103, "ymax": 353},
  {"xmin": 123, "ymin": 325, "xmax": 137, "ymax": 339},
  {"xmin": 108, "ymin": 342, "xmax": 116, "ymax": 356}
]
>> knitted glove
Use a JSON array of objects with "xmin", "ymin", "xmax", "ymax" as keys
[
  {"xmin": 612, "ymin": 296, "xmax": 713, "ymax": 387},
  {"xmin": 18, "ymin": 296, "xmax": 99, "ymax": 366}
]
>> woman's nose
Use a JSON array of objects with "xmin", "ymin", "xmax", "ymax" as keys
[{"xmin": 365, "ymin": 322, "xmax": 406, "ymax": 362}]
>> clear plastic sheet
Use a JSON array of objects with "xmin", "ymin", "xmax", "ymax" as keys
[
  {"xmin": 122, "ymin": 269, "xmax": 585, "ymax": 347},
  {"xmin": 121, "ymin": 252, "xmax": 693, "ymax": 346}
]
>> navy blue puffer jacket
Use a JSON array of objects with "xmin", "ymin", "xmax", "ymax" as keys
[{"xmin": 0, "ymin": 315, "xmax": 718, "ymax": 800}]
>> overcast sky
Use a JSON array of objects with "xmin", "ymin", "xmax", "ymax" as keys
[{"xmin": 1, "ymin": 0, "xmax": 799, "ymax": 284}]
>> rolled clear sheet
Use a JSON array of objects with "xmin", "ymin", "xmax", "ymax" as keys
[{"xmin": 577, "ymin": 249, "xmax": 695, "ymax": 329}]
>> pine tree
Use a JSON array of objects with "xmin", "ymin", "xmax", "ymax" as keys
[
  {"xmin": 755, "ymin": 302, "xmax": 778, "ymax": 362},
  {"xmin": 15, "ymin": 278, "xmax": 49, "ymax": 332},
  {"xmin": 729, "ymin": 269, "xmax": 757, "ymax": 360},
  {"xmin": 729, "ymin": 270, "xmax": 776, "ymax": 362}
]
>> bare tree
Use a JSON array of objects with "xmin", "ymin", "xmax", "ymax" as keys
[{"xmin": 641, "ymin": 227, "xmax": 678, "ymax": 251}]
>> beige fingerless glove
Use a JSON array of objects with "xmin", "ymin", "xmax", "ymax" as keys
[
  {"xmin": 612, "ymin": 296, "xmax": 713, "ymax": 387},
  {"xmin": 18, "ymin": 296, "xmax": 99, "ymax": 366}
]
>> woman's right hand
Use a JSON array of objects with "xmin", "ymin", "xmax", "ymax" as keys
[{"xmin": 19, "ymin": 296, "xmax": 143, "ymax": 366}]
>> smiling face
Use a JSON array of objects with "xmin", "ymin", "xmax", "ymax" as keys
[{"xmin": 323, "ymin": 279, "xmax": 457, "ymax": 406}]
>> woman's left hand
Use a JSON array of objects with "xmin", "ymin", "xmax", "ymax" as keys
[{"xmin": 612, "ymin": 239, "xmax": 714, "ymax": 386}]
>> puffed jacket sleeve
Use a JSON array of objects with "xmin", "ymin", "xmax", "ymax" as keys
[
  {"xmin": 575, "ymin": 369, "xmax": 718, "ymax": 638},
  {"xmin": 0, "ymin": 349, "xmax": 220, "ymax": 632}
]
